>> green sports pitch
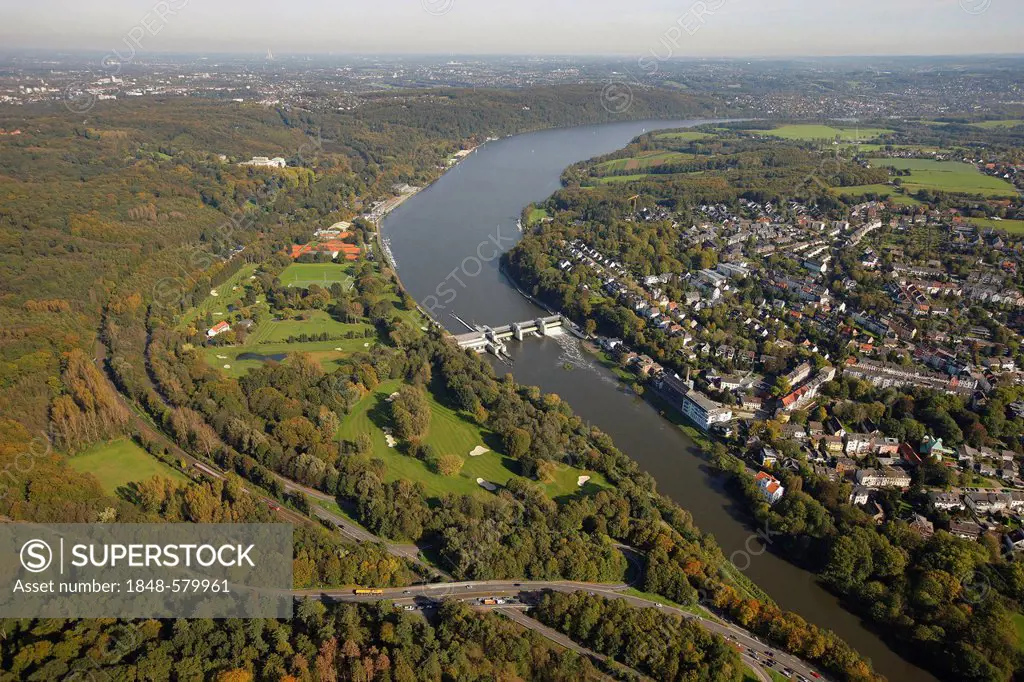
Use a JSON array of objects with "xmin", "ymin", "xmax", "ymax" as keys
[{"xmin": 279, "ymin": 263, "xmax": 353, "ymax": 289}]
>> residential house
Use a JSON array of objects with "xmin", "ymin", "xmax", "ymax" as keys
[{"xmin": 755, "ymin": 471, "xmax": 785, "ymax": 504}]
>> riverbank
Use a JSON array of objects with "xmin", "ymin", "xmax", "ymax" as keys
[{"xmin": 380, "ymin": 118, "xmax": 938, "ymax": 682}]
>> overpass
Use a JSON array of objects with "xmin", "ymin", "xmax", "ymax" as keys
[{"xmin": 452, "ymin": 314, "xmax": 569, "ymax": 356}]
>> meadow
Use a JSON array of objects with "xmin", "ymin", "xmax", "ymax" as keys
[
  {"xmin": 651, "ymin": 130, "xmax": 713, "ymax": 142},
  {"xmin": 868, "ymin": 158, "xmax": 1018, "ymax": 197},
  {"xmin": 831, "ymin": 183, "xmax": 923, "ymax": 206},
  {"xmin": 970, "ymin": 120, "xmax": 1024, "ymax": 130},
  {"xmin": 753, "ymin": 124, "xmax": 894, "ymax": 143},
  {"xmin": 594, "ymin": 150, "xmax": 695, "ymax": 174},
  {"xmin": 70, "ymin": 438, "xmax": 188, "ymax": 494},
  {"xmin": 337, "ymin": 381, "xmax": 609, "ymax": 501},
  {"xmin": 967, "ymin": 218, "xmax": 1024, "ymax": 235}
]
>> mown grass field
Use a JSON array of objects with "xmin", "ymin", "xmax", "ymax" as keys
[
  {"xmin": 753, "ymin": 124, "xmax": 893, "ymax": 142},
  {"xmin": 337, "ymin": 381, "xmax": 610, "ymax": 501},
  {"xmin": 279, "ymin": 262, "xmax": 354, "ymax": 289},
  {"xmin": 526, "ymin": 207, "xmax": 549, "ymax": 225},
  {"xmin": 204, "ymin": 338, "xmax": 373, "ymax": 377},
  {"xmin": 868, "ymin": 158, "xmax": 1018, "ymax": 197},
  {"xmin": 178, "ymin": 262, "xmax": 260, "ymax": 330},
  {"xmin": 967, "ymin": 218, "xmax": 1024, "ymax": 234},
  {"xmin": 247, "ymin": 310, "xmax": 374, "ymax": 344},
  {"xmin": 70, "ymin": 438, "xmax": 188, "ymax": 494}
]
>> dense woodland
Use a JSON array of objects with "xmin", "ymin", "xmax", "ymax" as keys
[{"xmin": 0, "ymin": 600, "xmax": 606, "ymax": 681}]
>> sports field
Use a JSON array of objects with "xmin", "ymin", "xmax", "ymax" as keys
[
  {"xmin": 868, "ymin": 158, "xmax": 1018, "ymax": 197},
  {"xmin": 754, "ymin": 124, "xmax": 893, "ymax": 143},
  {"xmin": 280, "ymin": 262, "xmax": 354, "ymax": 289},
  {"xmin": 337, "ymin": 381, "xmax": 609, "ymax": 501},
  {"xmin": 70, "ymin": 438, "xmax": 188, "ymax": 494}
]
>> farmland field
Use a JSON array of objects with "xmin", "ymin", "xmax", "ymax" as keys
[
  {"xmin": 868, "ymin": 158, "xmax": 1018, "ymax": 197},
  {"xmin": 753, "ymin": 124, "xmax": 894, "ymax": 142},
  {"xmin": 337, "ymin": 381, "xmax": 610, "ymax": 501},
  {"xmin": 70, "ymin": 438, "xmax": 189, "ymax": 494},
  {"xmin": 279, "ymin": 262, "xmax": 354, "ymax": 289}
]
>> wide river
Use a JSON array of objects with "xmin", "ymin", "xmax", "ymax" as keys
[{"xmin": 383, "ymin": 119, "xmax": 936, "ymax": 682}]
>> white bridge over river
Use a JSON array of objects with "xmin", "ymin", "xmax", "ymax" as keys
[{"xmin": 452, "ymin": 314, "xmax": 575, "ymax": 356}]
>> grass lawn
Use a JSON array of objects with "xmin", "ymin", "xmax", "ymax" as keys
[
  {"xmin": 70, "ymin": 438, "xmax": 188, "ymax": 494},
  {"xmin": 279, "ymin": 262, "xmax": 354, "ymax": 290},
  {"xmin": 337, "ymin": 381, "xmax": 610, "ymax": 502},
  {"xmin": 970, "ymin": 120, "xmax": 1024, "ymax": 130},
  {"xmin": 204, "ymin": 338, "xmax": 372, "ymax": 377},
  {"xmin": 247, "ymin": 310, "xmax": 375, "ymax": 344},
  {"xmin": 178, "ymin": 262, "xmax": 260, "ymax": 331},
  {"xmin": 967, "ymin": 218, "xmax": 1024, "ymax": 235},
  {"xmin": 753, "ymin": 124, "xmax": 893, "ymax": 143},
  {"xmin": 526, "ymin": 207, "xmax": 549, "ymax": 225},
  {"xmin": 652, "ymin": 130, "xmax": 714, "ymax": 142},
  {"xmin": 868, "ymin": 158, "xmax": 1018, "ymax": 197},
  {"xmin": 1012, "ymin": 612, "xmax": 1024, "ymax": 653}
]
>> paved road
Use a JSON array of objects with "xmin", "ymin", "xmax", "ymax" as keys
[{"xmin": 298, "ymin": 580, "xmax": 823, "ymax": 681}]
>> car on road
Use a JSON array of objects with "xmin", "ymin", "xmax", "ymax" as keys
[
  {"xmin": 655, "ymin": 603, "xmax": 663, "ymax": 608},
  {"xmin": 403, "ymin": 605, "xmax": 417, "ymax": 611},
  {"xmin": 402, "ymin": 590, "xmax": 410, "ymax": 594}
]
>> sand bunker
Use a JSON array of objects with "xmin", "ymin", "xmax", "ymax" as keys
[
  {"xmin": 577, "ymin": 475, "xmax": 591, "ymax": 487},
  {"xmin": 468, "ymin": 446, "xmax": 490, "ymax": 457},
  {"xmin": 223, "ymin": 364, "xmax": 231, "ymax": 369},
  {"xmin": 476, "ymin": 478, "xmax": 497, "ymax": 491}
]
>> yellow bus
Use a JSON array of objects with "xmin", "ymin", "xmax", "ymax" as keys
[{"xmin": 353, "ymin": 588, "xmax": 384, "ymax": 595}]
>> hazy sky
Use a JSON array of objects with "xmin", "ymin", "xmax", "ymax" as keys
[{"xmin": 4, "ymin": 0, "xmax": 1022, "ymax": 57}]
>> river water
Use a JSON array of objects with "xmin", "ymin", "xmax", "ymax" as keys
[{"xmin": 383, "ymin": 119, "xmax": 936, "ymax": 682}]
